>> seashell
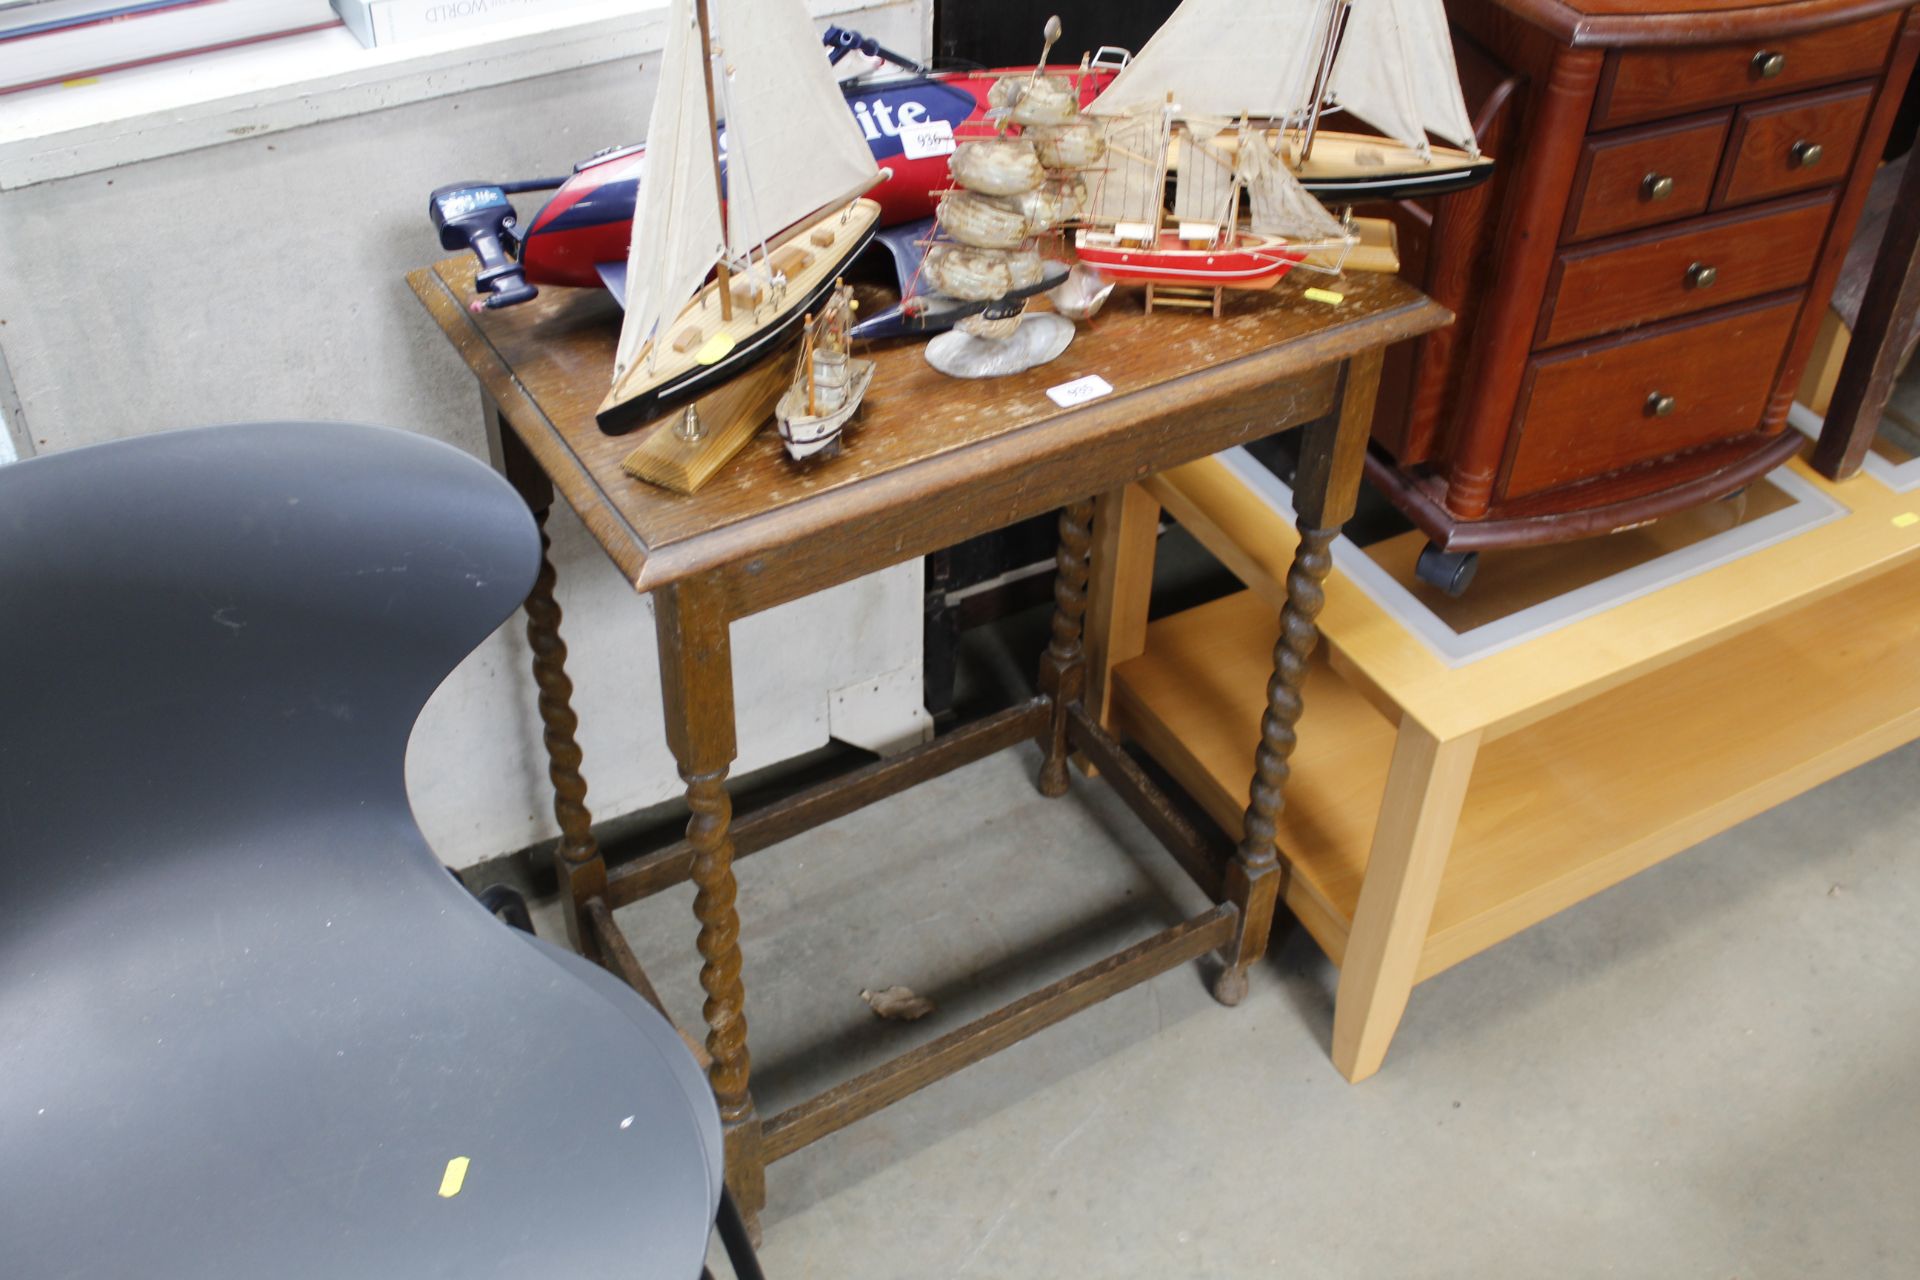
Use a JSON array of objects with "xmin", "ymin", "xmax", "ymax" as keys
[
  {"xmin": 949, "ymin": 139, "xmax": 1044, "ymax": 196},
  {"xmin": 1012, "ymin": 178, "xmax": 1089, "ymax": 233},
  {"xmin": 957, "ymin": 308, "xmax": 1026, "ymax": 341},
  {"xmin": 935, "ymin": 191, "xmax": 1032, "ymax": 249},
  {"xmin": 1047, "ymin": 262, "xmax": 1115, "ymax": 321},
  {"xmin": 988, "ymin": 74, "xmax": 1080, "ymax": 126},
  {"xmin": 925, "ymin": 243, "xmax": 1046, "ymax": 301},
  {"xmin": 1027, "ymin": 121, "xmax": 1107, "ymax": 169}
]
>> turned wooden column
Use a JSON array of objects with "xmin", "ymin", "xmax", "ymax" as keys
[
  {"xmin": 1443, "ymin": 43, "xmax": 1603, "ymax": 520},
  {"xmin": 525, "ymin": 510, "xmax": 609, "ymax": 957},
  {"xmin": 1216, "ymin": 350, "xmax": 1384, "ymax": 1005},
  {"xmin": 653, "ymin": 576, "xmax": 764, "ymax": 1233},
  {"xmin": 484, "ymin": 405, "xmax": 607, "ymax": 958},
  {"xmin": 1037, "ymin": 497, "xmax": 1095, "ymax": 797}
]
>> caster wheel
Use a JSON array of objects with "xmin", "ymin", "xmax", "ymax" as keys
[{"xmin": 1414, "ymin": 543, "xmax": 1479, "ymax": 597}]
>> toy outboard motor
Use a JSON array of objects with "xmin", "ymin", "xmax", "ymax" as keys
[{"xmin": 428, "ymin": 181, "xmax": 554, "ymax": 311}]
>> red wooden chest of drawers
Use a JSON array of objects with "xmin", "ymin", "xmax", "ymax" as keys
[{"xmin": 1369, "ymin": 0, "xmax": 1919, "ymax": 565}]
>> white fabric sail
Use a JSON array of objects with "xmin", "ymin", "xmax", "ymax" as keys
[
  {"xmin": 613, "ymin": 0, "xmax": 726, "ymax": 380},
  {"xmin": 1086, "ymin": 110, "xmax": 1169, "ymax": 230},
  {"xmin": 714, "ymin": 0, "xmax": 879, "ymax": 256},
  {"xmin": 1172, "ymin": 121, "xmax": 1237, "ymax": 230},
  {"xmin": 1327, "ymin": 0, "xmax": 1478, "ymax": 157},
  {"xmin": 1089, "ymin": 0, "xmax": 1331, "ymax": 120},
  {"xmin": 1239, "ymin": 133, "xmax": 1348, "ymax": 242}
]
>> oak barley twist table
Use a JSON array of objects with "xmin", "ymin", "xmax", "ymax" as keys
[{"xmin": 410, "ymin": 256, "xmax": 1448, "ymax": 1232}]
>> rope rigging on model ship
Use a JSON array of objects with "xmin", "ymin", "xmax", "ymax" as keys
[{"xmin": 1075, "ymin": 0, "xmax": 1487, "ymax": 299}]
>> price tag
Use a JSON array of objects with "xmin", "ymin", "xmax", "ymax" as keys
[
  {"xmin": 900, "ymin": 120, "xmax": 957, "ymax": 160},
  {"xmin": 1047, "ymin": 374, "xmax": 1114, "ymax": 408}
]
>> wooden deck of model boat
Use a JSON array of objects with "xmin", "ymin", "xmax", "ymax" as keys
[{"xmin": 598, "ymin": 198, "xmax": 882, "ymax": 431}]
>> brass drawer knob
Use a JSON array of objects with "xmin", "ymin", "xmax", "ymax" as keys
[
  {"xmin": 1790, "ymin": 139, "xmax": 1825, "ymax": 169},
  {"xmin": 1641, "ymin": 172, "xmax": 1675, "ymax": 201},
  {"xmin": 1685, "ymin": 261, "xmax": 1718, "ymax": 289},
  {"xmin": 1646, "ymin": 392, "xmax": 1678, "ymax": 417},
  {"xmin": 1753, "ymin": 50, "xmax": 1786, "ymax": 78}
]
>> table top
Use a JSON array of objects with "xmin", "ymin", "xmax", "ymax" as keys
[{"xmin": 410, "ymin": 255, "xmax": 1446, "ymax": 605}]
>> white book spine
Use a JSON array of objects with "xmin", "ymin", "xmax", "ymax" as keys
[{"xmin": 339, "ymin": 0, "xmax": 597, "ymax": 46}]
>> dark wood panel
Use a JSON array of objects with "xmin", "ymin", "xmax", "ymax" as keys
[
  {"xmin": 1593, "ymin": 11, "xmax": 1900, "ymax": 126},
  {"xmin": 1541, "ymin": 192, "xmax": 1833, "ymax": 346},
  {"xmin": 1477, "ymin": 0, "xmax": 1910, "ymax": 49},
  {"xmin": 1503, "ymin": 296, "xmax": 1800, "ymax": 499},
  {"xmin": 1764, "ymin": 11, "xmax": 1920, "ymax": 433},
  {"xmin": 1714, "ymin": 82, "xmax": 1874, "ymax": 207},
  {"xmin": 1563, "ymin": 112, "xmax": 1730, "ymax": 243},
  {"xmin": 1814, "ymin": 149, "xmax": 1920, "ymax": 479},
  {"xmin": 933, "ymin": 0, "xmax": 1174, "ymax": 68}
]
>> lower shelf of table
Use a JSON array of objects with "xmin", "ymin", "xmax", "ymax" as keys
[{"xmin": 1111, "ymin": 557, "xmax": 1920, "ymax": 983}]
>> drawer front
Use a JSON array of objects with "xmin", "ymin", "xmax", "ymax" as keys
[
  {"xmin": 1563, "ymin": 114, "xmax": 1728, "ymax": 244},
  {"xmin": 1505, "ymin": 297, "xmax": 1800, "ymax": 500},
  {"xmin": 1593, "ymin": 11, "xmax": 1900, "ymax": 128},
  {"xmin": 1714, "ymin": 83, "xmax": 1874, "ymax": 208},
  {"xmin": 1541, "ymin": 193, "xmax": 1833, "ymax": 347}
]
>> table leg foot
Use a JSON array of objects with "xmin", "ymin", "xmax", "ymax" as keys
[
  {"xmin": 1211, "ymin": 962, "xmax": 1251, "ymax": 1007},
  {"xmin": 524, "ymin": 510, "xmax": 606, "ymax": 958},
  {"xmin": 1037, "ymin": 498, "xmax": 1094, "ymax": 798}
]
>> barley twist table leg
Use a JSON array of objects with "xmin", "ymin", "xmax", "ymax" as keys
[
  {"xmin": 1213, "ymin": 523, "xmax": 1335, "ymax": 1006},
  {"xmin": 1037, "ymin": 497, "xmax": 1095, "ymax": 798},
  {"xmin": 684, "ymin": 763, "xmax": 762, "ymax": 1217},
  {"xmin": 524, "ymin": 510, "xmax": 606, "ymax": 957},
  {"xmin": 655, "ymin": 579, "xmax": 764, "ymax": 1234}
]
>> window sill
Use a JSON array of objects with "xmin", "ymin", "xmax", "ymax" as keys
[{"xmin": 0, "ymin": 0, "xmax": 915, "ymax": 190}]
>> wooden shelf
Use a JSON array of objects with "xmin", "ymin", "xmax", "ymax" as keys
[{"xmin": 1113, "ymin": 556, "xmax": 1920, "ymax": 981}]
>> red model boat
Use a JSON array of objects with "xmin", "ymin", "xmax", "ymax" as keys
[{"xmin": 1072, "ymin": 228, "xmax": 1306, "ymax": 289}]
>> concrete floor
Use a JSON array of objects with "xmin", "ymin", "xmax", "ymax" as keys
[{"xmin": 535, "ymin": 728, "xmax": 1920, "ymax": 1279}]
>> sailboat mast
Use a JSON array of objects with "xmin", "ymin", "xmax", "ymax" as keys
[
  {"xmin": 1154, "ymin": 92, "xmax": 1173, "ymax": 239},
  {"xmin": 694, "ymin": 0, "xmax": 734, "ymax": 321},
  {"xmin": 1299, "ymin": 0, "xmax": 1351, "ymax": 164}
]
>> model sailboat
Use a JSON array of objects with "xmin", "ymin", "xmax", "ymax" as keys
[
  {"xmin": 775, "ymin": 281, "xmax": 874, "ymax": 460},
  {"xmin": 1090, "ymin": 0, "xmax": 1490, "ymax": 201},
  {"xmin": 1075, "ymin": 103, "xmax": 1352, "ymax": 297},
  {"xmin": 597, "ymin": 0, "xmax": 888, "ymax": 434}
]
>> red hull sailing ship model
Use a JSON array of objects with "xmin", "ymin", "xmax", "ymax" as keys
[{"xmin": 1075, "ymin": 0, "xmax": 1488, "ymax": 302}]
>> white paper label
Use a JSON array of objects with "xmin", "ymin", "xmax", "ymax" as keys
[
  {"xmin": 1046, "ymin": 374, "xmax": 1114, "ymax": 408},
  {"xmin": 899, "ymin": 120, "xmax": 957, "ymax": 160}
]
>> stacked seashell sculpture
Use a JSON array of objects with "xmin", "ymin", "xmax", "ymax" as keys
[{"xmin": 921, "ymin": 20, "xmax": 1103, "ymax": 376}]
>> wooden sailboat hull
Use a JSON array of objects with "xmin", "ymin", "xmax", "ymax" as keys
[
  {"xmin": 1073, "ymin": 228, "xmax": 1306, "ymax": 290},
  {"xmin": 1188, "ymin": 130, "xmax": 1495, "ymax": 203},
  {"xmin": 597, "ymin": 199, "xmax": 881, "ymax": 435}
]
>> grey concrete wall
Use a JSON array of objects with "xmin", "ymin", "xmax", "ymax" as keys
[{"xmin": 0, "ymin": 5, "xmax": 932, "ymax": 866}]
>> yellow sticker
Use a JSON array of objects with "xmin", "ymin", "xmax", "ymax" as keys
[
  {"xmin": 1303, "ymin": 287, "xmax": 1345, "ymax": 305},
  {"xmin": 1895, "ymin": 512, "xmax": 1918, "ymax": 528},
  {"xmin": 693, "ymin": 333, "xmax": 737, "ymax": 366},
  {"xmin": 438, "ymin": 1156, "xmax": 471, "ymax": 1198},
  {"xmin": 62, "ymin": 78, "xmax": 100, "ymax": 89}
]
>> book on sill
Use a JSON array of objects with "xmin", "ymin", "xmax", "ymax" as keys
[
  {"xmin": 1, "ymin": 2, "xmax": 206, "ymax": 42},
  {"xmin": 331, "ymin": 0, "xmax": 606, "ymax": 49},
  {"xmin": 1, "ymin": 0, "xmax": 339, "ymax": 94}
]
